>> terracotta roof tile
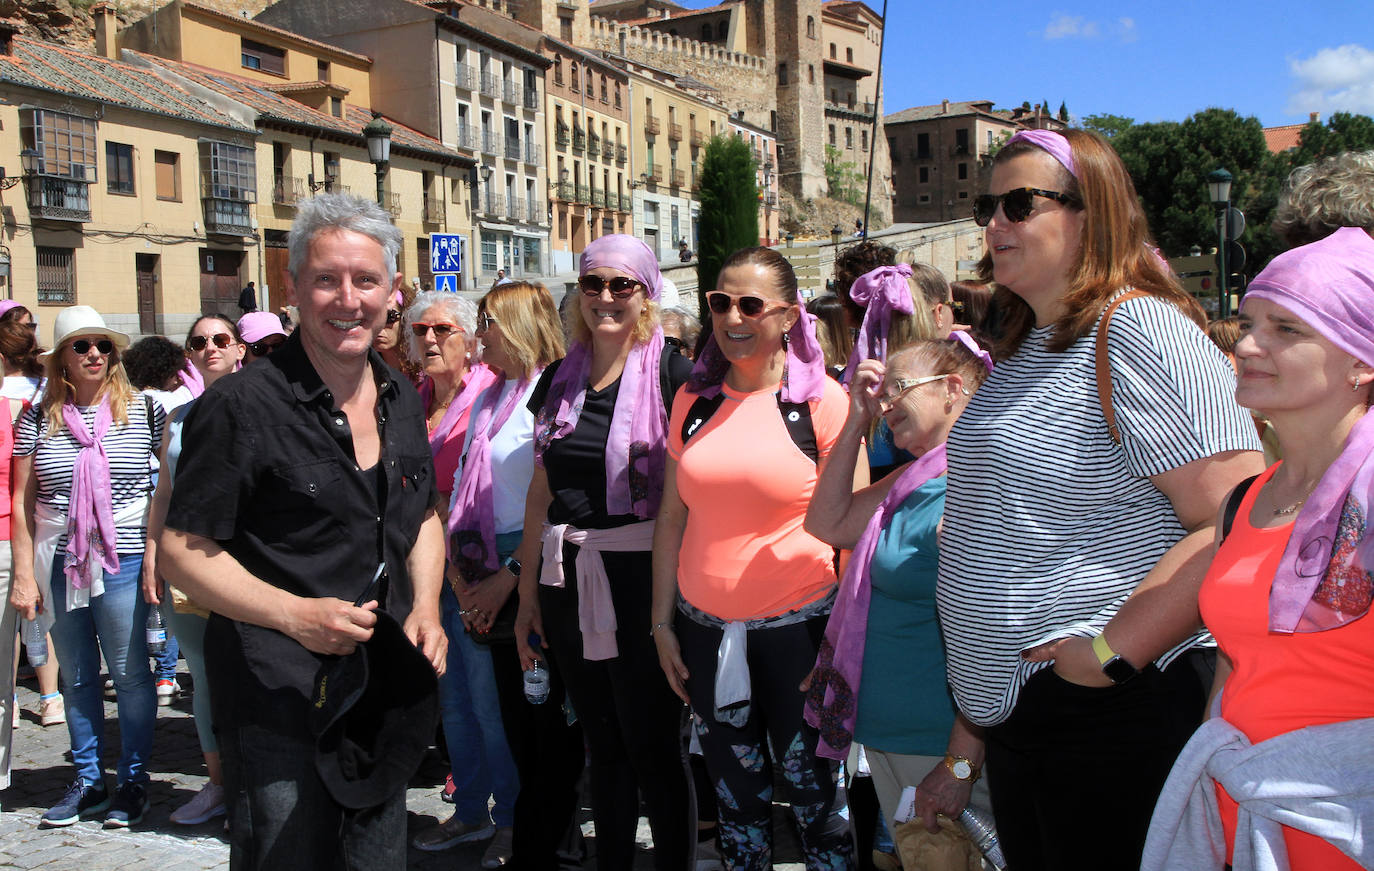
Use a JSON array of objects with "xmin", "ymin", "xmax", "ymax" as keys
[{"xmin": 1263, "ymin": 123, "xmax": 1305, "ymax": 153}]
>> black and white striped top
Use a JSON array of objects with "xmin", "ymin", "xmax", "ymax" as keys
[
  {"xmin": 938, "ymin": 294, "xmax": 1260, "ymax": 726},
  {"xmin": 15, "ymin": 397, "xmax": 164, "ymax": 554}
]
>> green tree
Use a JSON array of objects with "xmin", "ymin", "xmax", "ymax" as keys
[
  {"xmin": 697, "ymin": 135, "xmax": 759, "ymax": 309},
  {"xmin": 1285, "ymin": 112, "xmax": 1374, "ymax": 169},
  {"xmin": 1058, "ymin": 101, "xmax": 1069, "ymax": 123},
  {"xmin": 1079, "ymin": 113, "xmax": 1134, "ymax": 139},
  {"xmin": 824, "ymin": 145, "xmax": 865, "ymax": 206}
]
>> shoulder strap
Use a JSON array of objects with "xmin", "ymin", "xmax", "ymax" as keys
[
  {"xmin": 1095, "ymin": 289, "xmax": 1153, "ymax": 445},
  {"xmin": 681, "ymin": 393, "xmax": 726, "ymax": 445},
  {"xmin": 144, "ymin": 393, "xmax": 157, "ymax": 440},
  {"xmin": 777, "ymin": 397, "xmax": 818, "ymax": 463},
  {"xmin": 1220, "ymin": 474, "xmax": 1260, "ymax": 543},
  {"xmin": 659, "ymin": 345, "xmax": 676, "ymax": 416}
]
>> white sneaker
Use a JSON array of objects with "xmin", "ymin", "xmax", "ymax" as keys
[
  {"xmin": 156, "ymin": 679, "xmax": 180, "ymax": 706},
  {"xmin": 169, "ymin": 782, "xmax": 226, "ymax": 825}
]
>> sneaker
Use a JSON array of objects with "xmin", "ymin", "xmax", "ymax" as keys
[
  {"xmin": 156, "ymin": 679, "xmax": 180, "ymax": 706},
  {"xmin": 440, "ymin": 772, "xmax": 455, "ymax": 803},
  {"xmin": 481, "ymin": 827, "xmax": 514, "ymax": 869},
  {"xmin": 412, "ymin": 814, "xmax": 495, "ymax": 852},
  {"xmin": 103, "ymin": 679, "xmax": 117, "ymax": 700},
  {"xmin": 40, "ymin": 778, "xmax": 110, "ymax": 827},
  {"xmin": 103, "ymin": 782, "xmax": 149, "ymax": 829},
  {"xmin": 169, "ymin": 781, "xmax": 226, "ymax": 825},
  {"xmin": 40, "ymin": 696, "xmax": 65, "ymax": 727}
]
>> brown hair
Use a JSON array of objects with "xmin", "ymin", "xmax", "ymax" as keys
[
  {"xmin": 1206, "ymin": 316, "xmax": 1242, "ymax": 356},
  {"xmin": 978, "ymin": 130, "xmax": 1205, "ymax": 358},
  {"xmin": 719, "ymin": 246, "xmax": 799, "ymax": 300},
  {"xmin": 888, "ymin": 337, "xmax": 992, "ymax": 393},
  {"xmin": 480, "ymin": 282, "xmax": 566, "ymax": 378},
  {"xmin": 0, "ymin": 320, "xmax": 43, "ymax": 377},
  {"xmin": 833, "ymin": 240, "xmax": 896, "ymax": 326},
  {"xmin": 806, "ymin": 294, "xmax": 852, "ymax": 371}
]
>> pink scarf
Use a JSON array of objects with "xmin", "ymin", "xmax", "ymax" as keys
[
  {"xmin": 687, "ymin": 291, "xmax": 827, "ymax": 403},
  {"xmin": 448, "ymin": 372, "xmax": 539, "ymax": 582},
  {"xmin": 420, "ymin": 364, "xmax": 497, "ymax": 452},
  {"xmin": 61, "ymin": 399, "xmax": 120, "ymax": 590},
  {"xmin": 841, "ymin": 264, "xmax": 915, "ymax": 385}
]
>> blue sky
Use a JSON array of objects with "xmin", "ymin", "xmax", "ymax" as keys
[{"xmin": 673, "ymin": 0, "xmax": 1374, "ymax": 127}]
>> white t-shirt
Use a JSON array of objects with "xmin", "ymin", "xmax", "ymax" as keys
[
  {"xmin": 938, "ymin": 294, "xmax": 1260, "ymax": 726},
  {"xmin": 454, "ymin": 377, "xmax": 538, "ymax": 535},
  {"xmin": 1, "ymin": 374, "xmax": 43, "ymax": 404}
]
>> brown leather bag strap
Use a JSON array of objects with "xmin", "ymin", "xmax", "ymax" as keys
[{"xmin": 1095, "ymin": 289, "xmax": 1153, "ymax": 445}]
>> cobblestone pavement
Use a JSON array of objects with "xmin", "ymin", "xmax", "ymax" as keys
[{"xmin": 1, "ymin": 665, "xmax": 807, "ymax": 870}]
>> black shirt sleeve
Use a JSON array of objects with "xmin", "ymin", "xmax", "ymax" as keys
[{"xmin": 165, "ymin": 386, "xmax": 256, "ymax": 542}]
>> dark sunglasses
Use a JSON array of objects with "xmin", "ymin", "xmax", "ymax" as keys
[
  {"xmin": 248, "ymin": 337, "xmax": 285, "ymax": 357},
  {"xmin": 706, "ymin": 291, "xmax": 787, "ymax": 318},
  {"xmin": 972, "ymin": 187, "xmax": 1080, "ymax": 227},
  {"xmin": 476, "ymin": 312, "xmax": 497, "ymax": 332},
  {"xmin": 70, "ymin": 339, "xmax": 114, "ymax": 355},
  {"xmin": 411, "ymin": 322, "xmax": 463, "ymax": 340},
  {"xmin": 187, "ymin": 333, "xmax": 234, "ymax": 351},
  {"xmin": 386, "ymin": 309, "xmax": 403, "ymax": 325},
  {"xmin": 578, "ymin": 275, "xmax": 642, "ymax": 299},
  {"xmin": 663, "ymin": 336, "xmax": 686, "ymax": 353}
]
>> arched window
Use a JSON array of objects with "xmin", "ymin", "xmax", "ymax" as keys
[
  {"xmin": 570, "ymin": 62, "xmax": 579, "ymax": 91},
  {"xmin": 806, "ymin": 16, "xmax": 815, "ymax": 38}
]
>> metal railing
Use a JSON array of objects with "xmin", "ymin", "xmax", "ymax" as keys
[
  {"xmin": 457, "ymin": 124, "xmax": 478, "ymax": 151},
  {"xmin": 454, "ymin": 62, "xmax": 474, "ymax": 91},
  {"xmin": 503, "ymin": 80, "xmax": 518, "ymax": 104},
  {"xmin": 671, "ymin": 168, "xmax": 685, "ymax": 187},
  {"xmin": 423, "ymin": 194, "xmax": 446, "ymax": 224},
  {"xmin": 483, "ymin": 193, "xmax": 504, "ymax": 215},
  {"xmin": 523, "ymin": 87, "xmax": 539, "ymax": 110},
  {"xmin": 645, "ymin": 164, "xmax": 663, "ymax": 183},
  {"xmin": 524, "ymin": 143, "xmax": 543, "ymax": 165},
  {"xmin": 272, "ymin": 174, "xmax": 304, "ymax": 206},
  {"xmin": 575, "ymin": 183, "xmax": 588, "ymax": 203},
  {"xmin": 601, "ymin": 142, "xmax": 615, "ymax": 161},
  {"xmin": 507, "ymin": 196, "xmax": 524, "ymax": 221},
  {"xmin": 480, "ymin": 71, "xmax": 500, "ymax": 98},
  {"xmin": 668, "ymin": 122, "xmax": 683, "ymax": 141},
  {"xmin": 556, "ymin": 181, "xmax": 573, "ymax": 200},
  {"xmin": 644, "ymin": 116, "xmax": 661, "ymax": 136},
  {"xmin": 555, "ymin": 127, "xmax": 569, "ymax": 149},
  {"xmin": 763, "ymin": 191, "xmax": 777, "ymax": 206},
  {"xmin": 572, "ymin": 129, "xmax": 586, "ymax": 153},
  {"xmin": 504, "ymin": 140, "xmax": 522, "ymax": 161},
  {"xmin": 482, "ymin": 130, "xmax": 501, "ymax": 154},
  {"xmin": 27, "ymin": 175, "xmax": 92, "ymax": 221},
  {"xmin": 527, "ymin": 199, "xmax": 542, "ymax": 223},
  {"xmin": 202, "ymin": 196, "xmax": 252, "ymax": 234},
  {"xmin": 383, "ymin": 191, "xmax": 402, "ymax": 218},
  {"xmin": 616, "ymin": 145, "xmax": 627, "ymax": 165}
]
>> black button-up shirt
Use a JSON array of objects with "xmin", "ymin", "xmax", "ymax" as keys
[{"xmin": 165, "ymin": 331, "xmax": 438, "ymax": 729}]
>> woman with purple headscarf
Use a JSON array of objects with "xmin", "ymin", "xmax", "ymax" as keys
[
  {"xmin": 513, "ymin": 234, "xmax": 691, "ymax": 871},
  {"xmin": 1142, "ymin": 227, "xmax": 1374, "ymax": 871},
  {"xmin": 651, "ymin": 247, "xmax": 853, "ymax": 869}
]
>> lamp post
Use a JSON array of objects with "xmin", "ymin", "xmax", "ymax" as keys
[
  {"xmin": 831, "ymin": 224, "xmax": 842, "ymax": 247},
  {"xmin": 363, "ymin": 111, "xmax": 393, "ymax": 209},
  {"xmin": 1207, "ymin": 168, "xmax": 1232, "ymax": 317}
]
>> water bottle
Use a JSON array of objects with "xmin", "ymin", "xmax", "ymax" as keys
[
  {"xmin": 958, "ymin": 806, "xmax": 1007, "ymax": 871},
  {"xmin": 23, "ymin": 619, "xmax": 47, "ymax": 668},
  {"xmin": 523, "ymin": 633, "xmax": 550, "ymax": 705},
  {"xmin": 146, "ymin": 608, "xmax": 167, "ymax": 656}
]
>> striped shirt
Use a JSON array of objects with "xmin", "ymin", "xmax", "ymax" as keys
[
  {"xmin": 938, "ymin": 295, "xmax": 1260, "ymax": 726},
  {"xmin": 14, "ymin": 397, "xmax": 164, "ymax": 554}
]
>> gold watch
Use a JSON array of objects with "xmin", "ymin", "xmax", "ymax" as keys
[{"xmin": 944, "ymin": 754, "xmax": 980, "ymax": 783}]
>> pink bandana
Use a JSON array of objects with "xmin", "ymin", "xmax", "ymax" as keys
[
  {"xmin": 61, "ymin": 399, "xmax": 120, "ymax": 590},
  {"xmin": 842, "ymin": 264, "xmax": 915, "ymax": 384},
  {"xmin": 1008, "ymin": 129, "xmax": 1077, "ymax": 178}
]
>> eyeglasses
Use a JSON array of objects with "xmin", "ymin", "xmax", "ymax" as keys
[
  {"xmin": 411, "ymin": 322, "xmax": 464, "ymax": 340},
  {"xmin": 70, "ymin": 339, "xmax": 114, "ymax": 356},
  {"xmin": 187, "ymin": 333, "xmax": 234, "ymax": 352},
  {"xmin": 706, "ymin": 291, "xmax": 788, "ymax": 318},
  {"xmin": 476, "ymin": 313, "xmax": 498, "ymax": 332},
  {"xmin": 942, "ymin": 299, "xmax": 966, "ymax": 317},
  {"xmin": 578, "ymin": 275, "xmax": 643, "ymax": 299},
  {"xmin": 972, "ymin": 187, "xmax": 1080, "ymax": 227},
  {"xmin": 877, "ymin": 374, "xmax": 951, "ymax": 413},
  {"xmin": 386, "ymin": 309, "xmax": 403, "ymax": 325},
  {"xmin": 248, "ymin": 337, "xmax": 286, "ymax": 357}
]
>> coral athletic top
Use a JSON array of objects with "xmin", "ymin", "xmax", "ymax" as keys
[
  {"xmin": 668, "ymin": 378, "xmax": 847, "ymax": 622},
  {"xmin": 1198, "ymin": 462, "xmax": 1374, "ymax": 870}
]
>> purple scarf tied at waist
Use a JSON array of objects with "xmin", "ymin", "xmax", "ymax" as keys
[
  {"xmin": 62, "ymin": 399, "xmax": 121, "ymax": 591},
  {"xmin": 803, "ymin": 442, "xmax": 948, "ymax": 760},
  {"xmin": 447, "ymin": 373, "xmax": 538, "ymax": 583},
  {"xmin": 539, "ymin": 519, "xmax": 656, "ymax": 660},
  {"xmin": 841, "ymin": 264, "xmax": 914, "ymax": 385}
]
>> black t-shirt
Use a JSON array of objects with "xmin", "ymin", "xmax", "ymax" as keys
[{"xmin": 529, "ymin": 348, "xmax": 691, "ymax": 529}]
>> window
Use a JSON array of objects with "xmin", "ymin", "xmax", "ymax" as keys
[
  {"xmin": 829, "ymin": 43, "xmax": 836, "ymax": 59},
  {"xmin": 155, "ymin": 150, "xmax": 180, "ymax": 200},
  {"xmin": 957, "ymin": 162, "xmax": 968, "ymax": 180},
  {"xmin": 106, "ymin": 142, "xmax": 134, "ymax": 194},
  {"xmin": 808, "ymin": 65, "xmax": 814, "ymax": 84},
  {"xmin": 601, "ymin": 76, "xmax": 608, "ymax": 103},
  {"xmin": 643, "ymin": 201, "xmax": 658, "ymax": 226},
  {"xmin": 916, "ymin": 132, "xmax": 930, "ymax": 159},
  {"xmin": 846, "ymin": 47, "xmax": 853, "ymax": 62},
  {"xmin": 806, "ymin": 16, "xmax": 815, "ymax": 38},
  {"xmin": 329, "ymin": 96, "xmax": 343, "ymax": 118},
  {"xmin": 570, "ymin": 63, "xmax": 579, "ymax": 92},
  {"xmin": 861, "ymin": 130, "xmax": 868, "ymax": 152},
  {"xmin": 614, "ymin": 82, "xmax": 622, "ymax": 108},
  {"xmin": 521, "ymin": 237, "xmax": 541, "ymax": 273},
  {"xmin": 671, "ymin": 205, "xmax": 679, "ymax": 245},
  {"xmin": 919, "ymin": 166, "xmax": 929, "ymax": 184},
  {"xmin": 23, "ymin": 108, "xmax": 97, "ymax": 180},
  {"xmin": 828, "ymin": 124, "xmax": 835, "ymax": 146},
  {"xmin": 778, "ymin": 63, "xmax": 787, "ymax": 86},
  {"xmin": 36, "ymin": 247, "xmax": 76, "ymax": 304},
  {"xmin": 559, "ymin": 16, "xmax": 572, "ymax": 42},
  {"xmin": 199, "ymin": 141, "xmax": 256, "ymax": 231},
  {"xmin": 770, "ymin": 110, "xmax": 777, "ymax": 132},
  {"xmin": 958, "ymin": 191, "xmax": 969, "ymax": 199},
  {"xmin": 955, "ymin": 127, "xmax": 970, "ymax": 153},
  {"xmin": 317, "ymin": 59, "xmax": 330, "ymax": 81},
  {"xmin": 553, "ymin": 56, "xmax": 563, "ymax": 85},
  {"xmin": 701, "ymin": 24, "xmax": 712, "ymax": 41},
  {"xmin": 481, "ymin": 231, "xmax": 499, "ymax": 271},
  {"xmin": 845, "ymin": 127, "xmax": 853, "ymax": 150},
  {"xmin": 918, "ymin": 193, "xmax": 931, "ymax": 204},
  {"xmin": 241, "ymin": 39, "xmax": 285, "ymax": 75}
]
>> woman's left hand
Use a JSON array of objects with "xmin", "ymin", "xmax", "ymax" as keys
[
  {"xmin": 1022, "ymin": 635, "xmax": 1113, "ymax": 688},
  {"xmin": 460, "ymin": 570, "xmax": 517, "ymax": 635},
  {"xmin": 911, "ymin": 760, "xmax": 974, "ymax": 833}
]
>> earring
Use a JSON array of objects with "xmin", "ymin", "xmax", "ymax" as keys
[
  {"xmin": 1355, "ymin": 379, "xmax": 1364, "ymax": 392},
  {"xmin": 782, "ymin": 332, "xmax": 791, "ymax": 347}
]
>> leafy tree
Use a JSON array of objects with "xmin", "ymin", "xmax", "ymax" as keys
[
  {"xmin": 824, "ymin": 145, "xmax": 865, "ymax": 207},
  {"xmin": 1058, "ymin": 101, "xmax": 1069, "ymax": 123},
  {"xmin": 697, "ymin": 135, "xmax": 759, "ymax": 310},
  {"xmin": 1285, "ymin": 112, "xmax": 1374, "ymax": 170},
  {"xmin": 1079, "ymin": 113, "xmax": 1135, "ymax": 139}
]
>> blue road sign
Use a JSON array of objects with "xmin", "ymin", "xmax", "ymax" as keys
[
  {"xmin": 434, "ymin": 273, "xmax": 459, "ymax": 294},
  {"xmin": 430, "ymin": 234, "xmax": 464, "ymax": 274}
]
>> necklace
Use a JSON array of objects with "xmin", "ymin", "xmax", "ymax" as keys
[{"xmin": 1272, "ymin": 498, "xmax": 1306, "ymax": 516}]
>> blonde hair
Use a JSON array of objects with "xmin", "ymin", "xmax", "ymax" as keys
[
  {"xmin": 41, "ymin": 342, "xmax": 137, "ymax": 435},
  {"xmin": 480, "ymin": 282, "xmax": 566, "ymax": 378}
]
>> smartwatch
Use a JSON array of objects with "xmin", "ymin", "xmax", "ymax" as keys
[
  {"xmin": 502, "ymin": 556, "xmax": 522, "ymax": 577},
  {"xmin": 1091, "ymin": 633, "xmax": 1139, "ymax": 684},
  {"xmin": 943, "ymin": 754, "xmax": 980, "ymax": 783}
]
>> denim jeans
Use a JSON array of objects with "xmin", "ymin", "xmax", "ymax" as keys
[
  {"xmin": 49, "ymin": 553, "xmax": 156, "ymax": 786},
  {"xmin": 439, "ymin": 581, "xmax": 520, "ymax": 827}
]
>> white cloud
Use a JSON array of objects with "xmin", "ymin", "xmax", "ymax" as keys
[
  {"xmin": 1043, "ymin": 14, "xmax": 1099, "ymax": 40},
  {"xmin": 1118, "ymin": 17, "xmax": 1138, "ymax": 43},
  {"xmin": 1287, "ymin": 44, "xmax": 1374, "ymax": 115}
]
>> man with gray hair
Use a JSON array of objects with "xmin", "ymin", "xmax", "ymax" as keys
[
  {"xmin": 1272, "ymin": 150, "xmax": 1374, "ymax": 248},
  {"xmin": 159, "ymin": 194, "xmax": 447, "ymax": 868}
]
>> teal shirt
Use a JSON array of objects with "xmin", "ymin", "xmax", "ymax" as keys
[{"xmin": 853, "ymin": 476, "xmax": 955, "ymax": 756}]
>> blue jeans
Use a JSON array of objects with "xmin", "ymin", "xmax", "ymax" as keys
[
  {"xmin": 49, "ymin": 554, "xmax": 156, "ymax": 786},
  {"xmin": 439, "ymin": 581, "xmax": 520, "ymax": 828}
]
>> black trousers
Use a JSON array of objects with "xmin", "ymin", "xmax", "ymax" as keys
[{"xmin": 984, "ymin": 657, "xmax": 1205, "ymax": 871}]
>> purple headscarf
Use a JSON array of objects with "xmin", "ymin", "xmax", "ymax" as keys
[
  {"xmin": 1007, "ymin": 129, "xmax": 1077, "ymax": 179},
  {"xmin": 0, "ymin": 300, "xmax": 23, "ymax": 319},
  {"xmin": 534, "ymin": 234, "xmax": 667, "ymax": 519},
  {"xmin": 841, "ymin": 264, "xmax": 915, "ymax": 385},
  {"xmin": 687, "ymin": 291, "xmax": 826, "ymax": 402},
  {"xmin": 1243, "ymin": 226, "xmax": 1374, "ymax": 633}
]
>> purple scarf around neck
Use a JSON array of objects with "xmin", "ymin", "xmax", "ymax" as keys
[
  {"xmin": 841, "ymin": 264, "xmax": 915, "ymax": 385},
  {"xmin": 803, "ymin": 443, "xmax": 948, "ymax": 761},
  {"xmin": 448, "ymin": 371, "xmax": 540, "ymax": 582},
  {"xmin": 61, "ymin": 398, "xmax": 121, "ymax": 590},
  {"xmin": 422, "ymin": 364, "xmax": 496, "ymax": 452},
  {"xmin": 687, "ymin": 291, "xmax": 826, "ymax": 402}
]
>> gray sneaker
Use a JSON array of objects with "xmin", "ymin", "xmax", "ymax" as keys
[{"xmin": 412, "ymin": 814, "xmax": 495, "ymax": 852}]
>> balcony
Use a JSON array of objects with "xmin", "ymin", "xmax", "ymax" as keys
[
  {"xmin": 504, "ymin": 140, "xmax": 522, "ymax": 161},
  {"xmin": 670, "ymin": 168, "xmax": 685, "ymax": 188},
  {"xmin": 481, "ymin": 130, "xmax": 501, "ymax": 154},
  {"xmin": 668, "ymin": 122, "xmax": 683, "ymax": 141},
  {"xmin": 644, "ymin": 116, "xmax": 661, "ymax": 136},
  {"xmin": 523, "ymin": 87, "xmax": 539, "ymax": 110},
  {"xmin": 645, "ymin": 164, "xmax": 663, "ymax": 184},
  {"xmin": 592, "ymin": 189, "xmax": 607, "ymax": 208},
  {"xmin": 556, "ymin": 181, "xmax": 573, "ymax": 200},
  {"xmin": 457, "ymin": 124, "xmax": 478, "ymax": 151},
  {"xmin": 527, "ymin": 199, "xmax": 543, "ymax": 223},
  {"xmin": 524, "ymin": 143, "xmax": 543, "ymax": 165},
  {"xmin": 423, "ymin": 194, "xmax": 446, "ymax": 224},
  {"xmin": 480, "ymin": 71, "xmax": 500, "ymax": 99},
  {"xmin": 616, "ymin": 145, "xmax": 627, "ymax": 165},
  {"xmin": 824, "ymin": 100, "xmax": 875, "ymax": 120},
  {"xmin": 950, "ymin": 143, "xmax": 970, "ymax": 157},
  {"xmin": 555, "ymin": 0, "xmax": 577, "ymax": 8},
  {"xmin": 507, "ymin": 196, "xmax": 524, "ymax": 221},
  {"xmin": 483, "ymin": 193, "xmax": 505, "ymax": 216},
  {"xmin": 575, "ymin": 183, "xmax": 588, "ymax": 203},
  {"xmin": 272, "ymin": 174, "xmax": 305, "ymax": 207},
  {"xmin": 588, "ymin": 133, "xmax": 601, "ymax": 157},
  {"xmin": 26, "ymin": 175, "xmax": 92, "ymax": 222},
  {"xmin": 202, "ymin": 197, "xmax": 253, "ymax": 236},
  {"xmin": 690, "ymin": 128, "xmax": 706, "ymax": 147},
  {"xmin": 383, "ymin": 191, "xmax": 402, "ymax": 218},
  {"xmin": 571, "ymin": 129, "xmax": 586, "ymax": 153},
  {"xmin": 555, "ymin": 126, "xmax": 570, "ymax": 150},
  {"xmin": 620, "ymin": 193, "xmax": 632, "ymax": 211},
  {"xmin": 503, "ymin": 80, "xmax": 518, "ymax": 104},
  {"xmin": 602, "ymin": 142, "xmax": 615, "ymax": 161},
  {"xmin": 454, "ymin": 62, "xmax": 474, "ymax": 91},
  {"xmin": 763, "ymin": 191, "xmax": 777, "ymax": 207}
]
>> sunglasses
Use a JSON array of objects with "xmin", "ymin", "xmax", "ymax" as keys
[
  {"xmin": 972, "ymin": 187, "xmax": 1080, "ymax": 227},
  {"xmin": 578, "ymin": 275, "xmax": 642, "ymax": 299},
  {"xmin": 706, "ymin": 291, "xmax": 788, "ymax": 318},
  {"xmin": 248, "ymin": 337, "xmax": 285, "ymax": 357},
  {"xmin": 877, "ymin": 374, "xmax": 951, "ymax": 413},
  {"xmin": 187, "ymin": 333, "xmax": 234, "ymax": 351},
  {"xmin": 663, "ymin": 336, "xmax": 686, "ymax": 352},
  {"xmin": 943, "ymin": 299, "xmax": 966, "ymax": 317},
  {"xmin": 70, "ymin": 339, "xmax": 114, "ymax": 356},
  {"xmin": 386, "ymin": 309, "xmax": 403, "ymax": 325},
  {"xmin": 411, "ymin": 322, "xmax": 464, "ymax": 340},
  {"xmin": 476, "ymin": 313, "xmax": 497, "ymax": 332}
]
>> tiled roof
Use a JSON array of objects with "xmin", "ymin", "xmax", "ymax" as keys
[
  {"xmin": 267, "ymin": 80, "xmax": 351, "ymax": 96},
  {"xmin": 133, "ymin": 53, "xmax": 470, "ymax": 165},
  {"xmin": 885, "ymin": 100, "xmax": 1006, "ymax": 125},
  {"xmin": 182, "ymin": 2, "xmax": 373, "ymax": 64},
  {"xmin": 0, "ymin": 36, "xmax": 249, "ymax": 132},
  {"xmin": 1264, "ymin": 123, "xmax": 1305, "ymax": 153}
]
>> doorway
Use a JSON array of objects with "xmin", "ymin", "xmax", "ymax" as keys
[
  {"xmin": 199, "ymin": 249, "xmax": 245, "ymax": 316},
  {"xmin": 135, "ymin": 253, "xmax": 159, "ymax": 335}
]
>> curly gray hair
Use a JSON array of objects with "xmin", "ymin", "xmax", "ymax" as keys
[
  {"xmin": 287, "ymin": 193, "xmax": 403, "ymax": 281},
  {"xmin": 404, "ymin": 291, "xmax": 478, "ymax": 365},
  {"xmin": 1272, "ymin": 150, "xmax": 1374, "ymax": 249}
]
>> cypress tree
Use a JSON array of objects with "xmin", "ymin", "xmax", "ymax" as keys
[{"xmin": 696, "ymin": 134, "xmax": 759, "ymax": 317}]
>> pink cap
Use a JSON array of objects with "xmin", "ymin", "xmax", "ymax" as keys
[{"xmin": 237, "ymin": 311, "xmax": 288, "ymax": 343}]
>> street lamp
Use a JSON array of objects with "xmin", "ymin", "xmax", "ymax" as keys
[
  {"xmin": 363, "ymin": 111, "xmax": 393, "ymax": 208},
  {"xmin": 1207, "ymin": 168, "xmax": 1232, "ymax": 317},
  {"xmin": 831, "ymin": 224, "xmax": 842, "ymax": 247}
]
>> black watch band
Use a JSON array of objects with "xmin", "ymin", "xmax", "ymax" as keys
[{"xmin": 502, "ymin": 556, "xmax": 522, "ymax": 577}]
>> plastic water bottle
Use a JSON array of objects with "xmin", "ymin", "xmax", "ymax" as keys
[
  {"xmin": 146, "ymin": 609, "xmax": 167, "ymax": 656},
  {"xmin": 958, "ymin": 806, "xmax": 1007, "ymax": 871},
  {"xmin": 523, "ymin": 633, "xmax": 550, "ymax": 705},
  {"xmin": 23, "ymin": 619, "xmax": 47, "ymax": 668}
]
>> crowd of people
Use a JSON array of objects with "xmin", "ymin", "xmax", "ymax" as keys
[{"xmin": 0, "ymin": 136, "xmax": 1371, "ymax": 871}]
